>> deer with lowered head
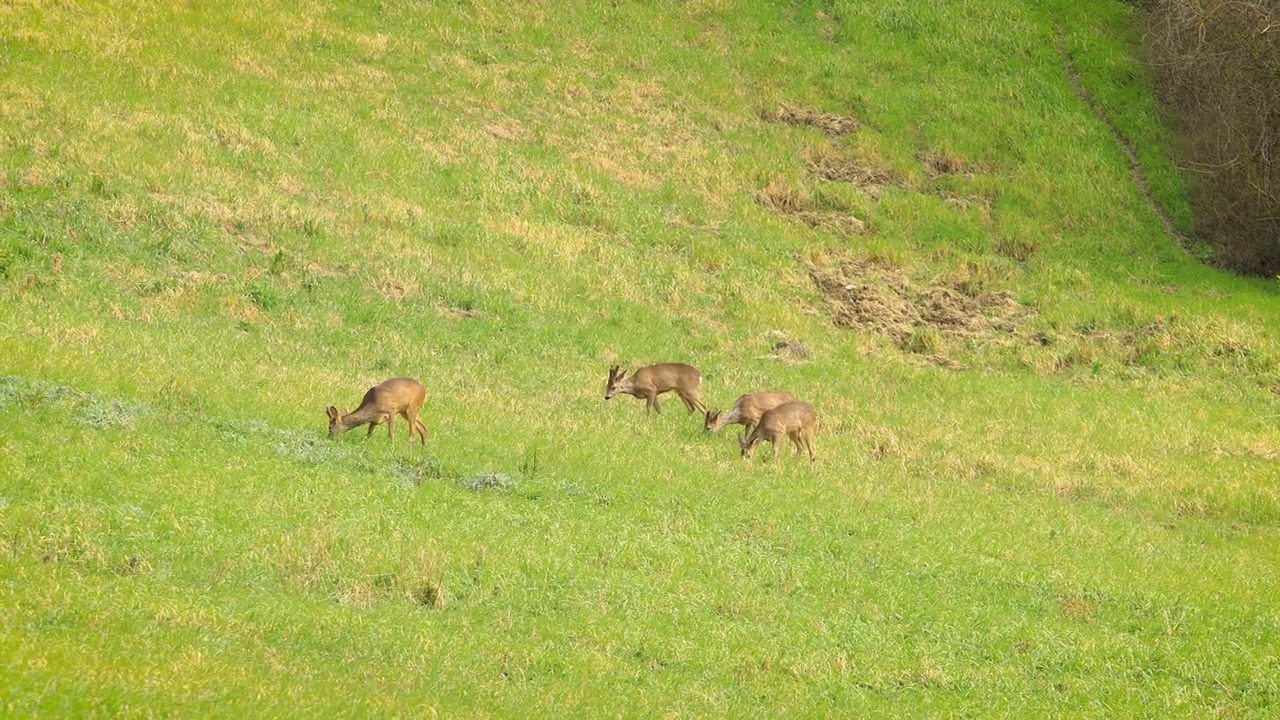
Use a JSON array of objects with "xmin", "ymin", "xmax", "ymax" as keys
[
  {"xmin": 326, "ymin": 377, "xmax": 428, "ymax": 446},
  {"xmin": 704, "ymin": 390, "xmax": 797, "ymax": 436},
  {"xmin": 605, "ymin": 362, "xmax": 707, "ymax": 414},
  {"xmin": 738, "ymin": 400, "xmax": 817, "ymax": 463}
]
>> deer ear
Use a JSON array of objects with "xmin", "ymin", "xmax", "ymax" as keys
[{"xmin": 326, "ymin": 406, "xmax": 338, "ymax": 421}]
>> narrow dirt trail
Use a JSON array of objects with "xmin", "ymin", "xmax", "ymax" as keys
[{"xmin": 1058, "ymin": 35, "xmax": 1191, "ymax": 252}]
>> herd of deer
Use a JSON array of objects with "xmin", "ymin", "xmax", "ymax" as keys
[{"xmin": 326, "ymin": 362, "xmax": 817, "ymax": 463}]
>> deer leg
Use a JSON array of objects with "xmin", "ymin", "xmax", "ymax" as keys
[
  {"xmin": 365, "ymin": 422, "xmax": 377, "ymax": 438},
  {"xmin": 790, "ymin": 431, "xmax": 804, "ymax": 456},
  {"xmin": 399, "ymin": 410, "xmax": 413, "ymax": 445},
  {"xmin": 647, "ymin": 392, "xmax": 661, "ymax": 414},
  {"xmin": 405, "ymin": 409, "xmax": 425, "ymax": 446},
  {"xmin": 771, "ymin": 436, "xmax": 781, "ymax": 458},
  {"xmin": 688, "ymin": 393, "xmax": 706, "ymax": 414},
  {"xmin": 385, "ymin": 414, "xmax": 395, "ymax": 441},
  {"xmin": 403, "ymin": 403, "xmax": 426, "ymax": 446},
  {"xmin": 680, "ymin": 392, "xmax": 706, "ymax": 414}
]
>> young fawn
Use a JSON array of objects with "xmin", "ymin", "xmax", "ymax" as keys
[
  {"xmin": 326, "ymin": 377, "xmax": 428, "ymax": 446},
  {"xmin": 738, "ymin": 400, "xmax": 817, "ymax": 463},
  {"xmin": 605, "ymin": 363, "xmax": 707, "ymax": 414},
  {"xmin": 704, "ymin": 391, "xmax": 797, "ymax": 436}
]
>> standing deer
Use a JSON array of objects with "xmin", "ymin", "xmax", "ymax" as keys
[
  {"xmin": 704, "ymin": 391, "xmax": 797, "ymax": 436},
  {"xmin": 326, "ymin": 377, "xmax": 428, "ymax": 446},
  {"xmin": 605, "ymin": 363, "xmax": 707, "ymax": 414},
  {"xmin": 738, "ymin": 400, "xmax": 817, "ymax": 463}
]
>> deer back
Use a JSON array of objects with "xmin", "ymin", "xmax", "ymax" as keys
[
  {"xmin": 331, "ymin": 377, "xmax": 425, "ymax": 430},
  {"xmin": 757, "ymin": 400, "xmax": 816, "ymax": 435},
  {"xmin": 608, "ymin": 362, "xmax": 700, "ymax": 398},
  {"xmin": 735, "ymin": 391, "xmax": 798, "ymax": 425},
  {"xmin": 632, "ymin": 362, "xmax": 701, "ymax": 393}
]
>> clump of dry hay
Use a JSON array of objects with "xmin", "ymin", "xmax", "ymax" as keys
[
  {"xmin": 755, "ymin": 177, "xmax": 869, "ymax": 236},
  {"xmin": 761, "ymin": 104, "xmax": 859, "ymax": 136},
  {"xmin": 809, "ymin": 255, "xmax": 1035, "ymax": 352}
]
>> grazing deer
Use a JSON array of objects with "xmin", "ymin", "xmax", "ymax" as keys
[
  {"xmin": 704, "ymin": 391, "xmax": 797, "ymax": 436},
  {"xmin": 326, "ymin": 377, "xmax": 428, "ymax": 446},
  {"xmin": 738, "ymin": 400, "xmax": 817, "ymax": 463},
  {"xmin": 605, "ymin": 363, "xmax": 707, "ymax": 414}
]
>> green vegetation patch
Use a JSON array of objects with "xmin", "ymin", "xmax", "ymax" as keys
[{"xmin": 2, "ymin": 0, "xmax": 1279, "ymax": 716}]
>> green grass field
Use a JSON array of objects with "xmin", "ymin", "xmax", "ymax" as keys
[{"xmin": 3, "ymin": 0, "xmax": 1279, "ymax": 715}]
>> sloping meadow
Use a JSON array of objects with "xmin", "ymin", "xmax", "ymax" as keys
[{"xmin": 3, "ymin": 0, "xmax": 1279, "ymax": 716}]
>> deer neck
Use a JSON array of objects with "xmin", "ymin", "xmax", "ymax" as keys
[{"xmin": 339, "ymin": 405, "xmax": 382, "ymax": 429}]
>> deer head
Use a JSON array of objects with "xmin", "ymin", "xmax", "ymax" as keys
[{"xmin": 605, "ymin": 365, "xmax": 629, "ymax": 400}]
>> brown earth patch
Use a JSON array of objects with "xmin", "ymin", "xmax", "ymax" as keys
[
  {"xmin": 756, "ymin": 177, "xmax": 868, "ymax": 236},
  {"xmin": 760, "ymin": 331, "xmax": 812, "ymax": 363},
  {"xmin": 757, "ymin": 106, "xmax": 883, "ymax": 233},
  {"xmin": 810, "ymin": 254, "xmax": 1036, "ymax": 352},
  {"xmin": 807, "ymin": 154, "xmax": 896, "ymax": 185},
  {"xmin": 770, "ymin": 339, "xmax": 810, "ymax": 360},
  {"xmin": 805, "ymin": 151, "xmax": 898, "ymax": 201},
  {"xmin": 761, "ymin": 104, "xmax": 859, "ymax": 136},
  {"xmin": 916, "ymin": 148, "xmax": 972, "ymax": 178},
  {"xmin": 812, "ymin": 266, "xmax": 1270, "ymax": 380},
  {"xmin": 438, "ymin": 304, "xmax": 481, "ymax": 319},
  {"xmin": 915, "ymin": 353, "xmax": 968, "ymax": 371},
  {"xmin": 755, "ymin": 177, "xmax": 805, "ymax": 214},
  {"xmin": 789, "ymin": 211, "xmax": 867, "ymax": 236}
]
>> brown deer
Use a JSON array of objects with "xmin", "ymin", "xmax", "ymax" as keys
[
  {"xmin": 738, "ymin": 400, "xmax": 817, "ymax": 463},
  {"xmin": 605, "ymin": 363, "xmax": 707, "ymax": 414},
  {"xmin": 326, "ymin": 377, "xmax": 428, "ymax": 446},
  {"xmin": 704, "ymin": 391, "xmax": 797, "ymax": 436}
]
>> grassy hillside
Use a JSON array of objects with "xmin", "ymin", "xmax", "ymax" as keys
[{"xmin": 3, "ymin": 0, "xmax": 1278, "ymax": 716}]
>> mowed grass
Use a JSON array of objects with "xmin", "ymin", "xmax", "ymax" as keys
[{"xmin": 2, "ymin": 0, "xmax": 1279, "ymax": 716}]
